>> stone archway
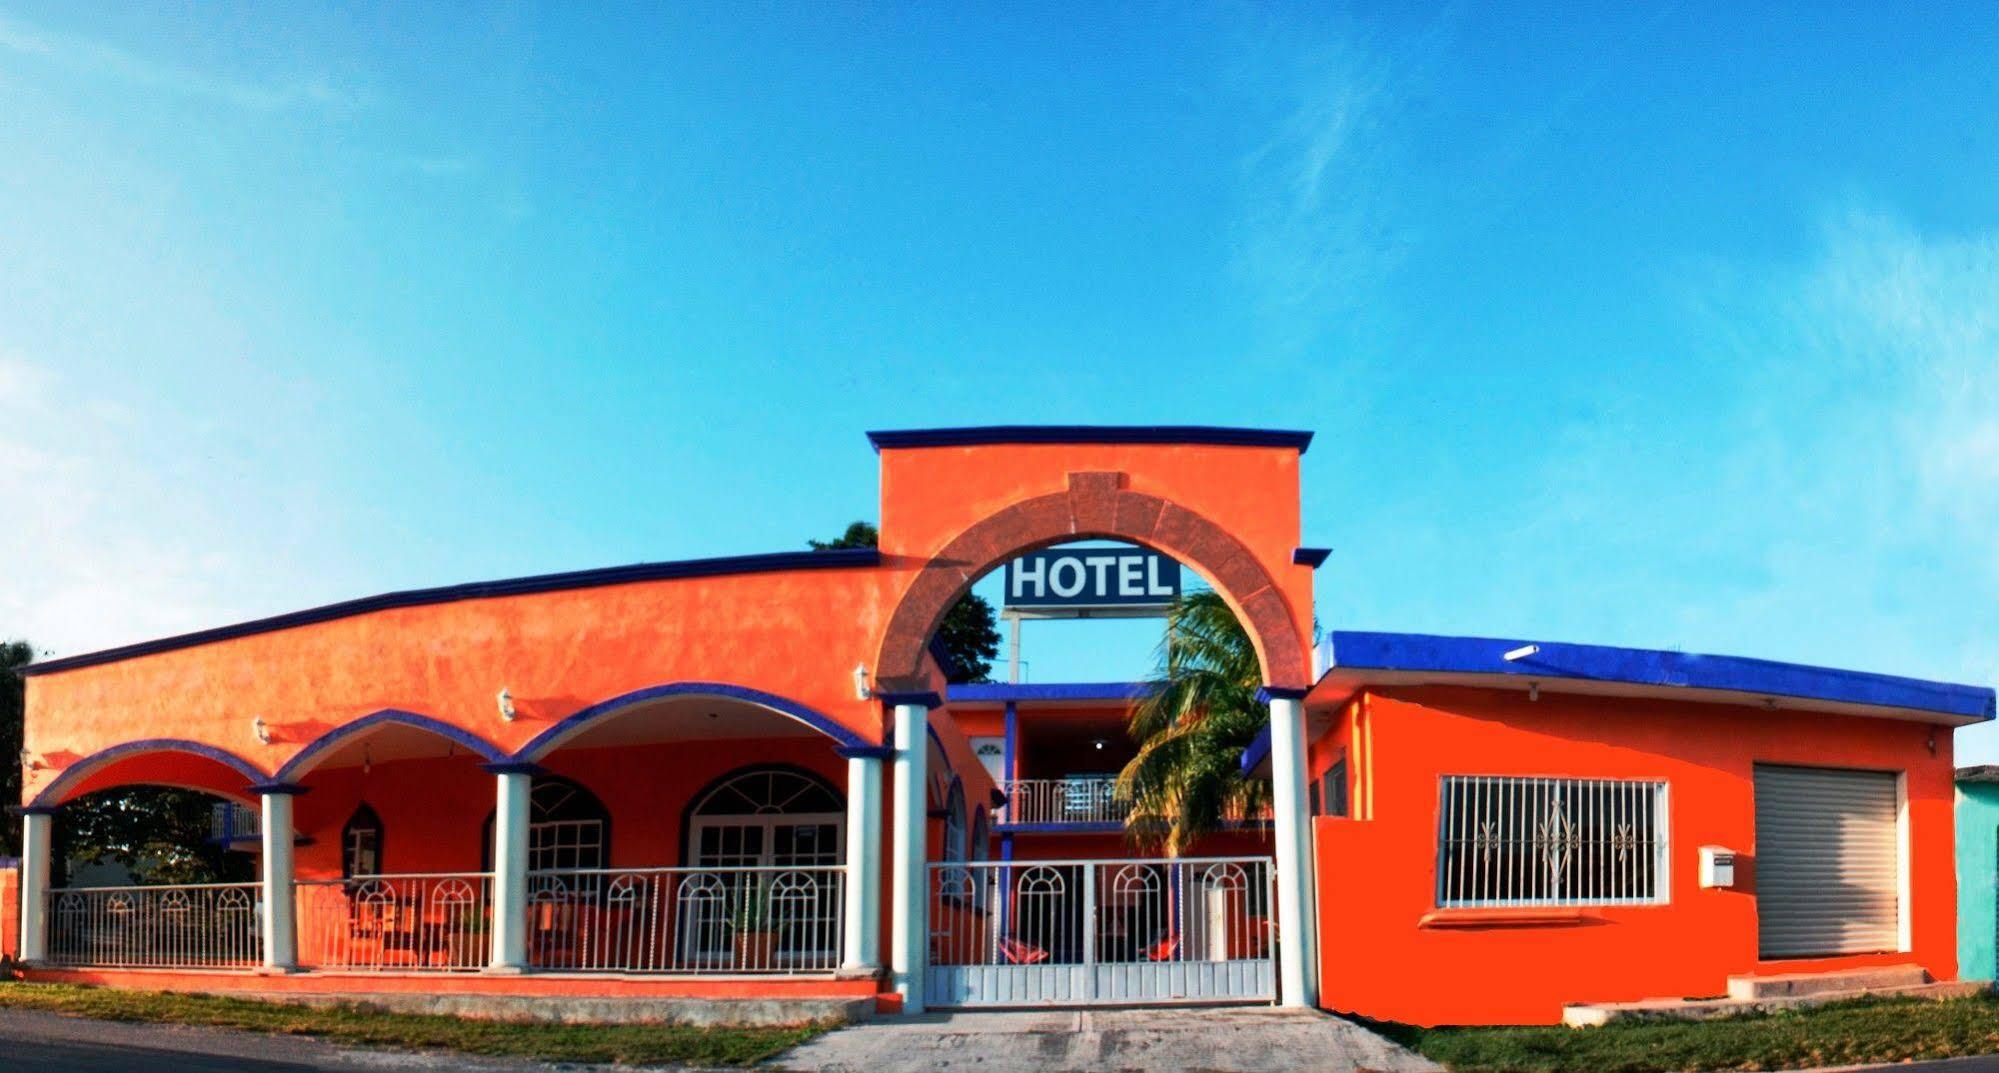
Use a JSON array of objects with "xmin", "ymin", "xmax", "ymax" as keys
[{"xmin": 874, "ymin": 471, "xmax": 1310, "ymax": 693}]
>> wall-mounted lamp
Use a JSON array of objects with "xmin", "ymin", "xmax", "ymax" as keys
[
  {"xmin": 252, "ymin": 716, "xmax": 272, "ymax": 745},
  {"xmin": 1089, "ymin": 738, "xmax": 1108, "ymax": 751},
  {"xmin": 853, "ymin": 664, "xmax": 872, "ymax": 702},
  {"xmin": 497, "ymin": 688, "xmax": 516, "ymax": 722},
  {"xmin": 1503, "ymin": 644, "xmax": 1540, "ymax": 662}
]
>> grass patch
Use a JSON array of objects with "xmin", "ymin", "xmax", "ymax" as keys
[
  {"xmin": 0, "ymin": 981, "xmax": 829, "ymax": 1066},
  {"xmin": 1373, "ymin": 993, "xmax": 1999, "ymax": 1072}
]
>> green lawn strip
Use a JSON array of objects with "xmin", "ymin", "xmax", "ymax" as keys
[
  {"xmin": 1371, "ymin": 994, "xmax": 1999, "ymax": 1073},
  {"xmin": 0, "ymin": 981, "xmax": 829, "ymax": 1067}
]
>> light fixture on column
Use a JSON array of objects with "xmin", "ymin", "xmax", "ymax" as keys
[
  {"xmin": 497, "ymin": 688, "xmax": 516, "ymax": 722},
  {"xmin": 853, "ymin": 663, "xmax": 872, "ymax": 701},
  {"xmin": 253, "ymin": 716, "xmax": 272, "ymax": 745}
]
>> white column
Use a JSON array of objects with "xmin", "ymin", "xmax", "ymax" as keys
[
  {"xmin": 841, "ymin": 752, "xmax": 884, "ymax": 974},
  {"xmin": 18, "ymin": 809, "xmax": 53, "ymax": 963},
  {"xmin": 889, "ymin": 699, "xmax": 931, "ymax": 1012},
  {"xmin": 488, "ymin": 769, "xmax": 533, "ymax": 972},
  {"xmin": 1267, "ymin": 693, "xmax": 1319, "ymax": 1007},
  {"xmin": 259, "ymin": 790, "xmax": 299, "ymax": 972}
]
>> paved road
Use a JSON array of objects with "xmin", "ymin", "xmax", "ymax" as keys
[
  {"xmin": 0, "ymin": 1007, "xmax": 574, "ymax": 1072},
  {"xmin": 1848, "ymin": 1060, "xmax": 1999, "ymax": 1073}
]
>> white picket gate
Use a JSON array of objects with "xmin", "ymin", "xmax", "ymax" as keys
[{"xmin": 925, "ymin": 856, "xmax": 1276, "ymax": 1008}]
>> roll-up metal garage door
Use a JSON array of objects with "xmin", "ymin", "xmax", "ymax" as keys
[{"xmin": 1754, "ymin": 764, "xmax": 1901, "ymax": 959}]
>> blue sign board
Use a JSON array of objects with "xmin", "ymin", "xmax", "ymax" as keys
[{"xmin": 1003, "ymin": 547, "xmax": 1181, "ymax": 611}]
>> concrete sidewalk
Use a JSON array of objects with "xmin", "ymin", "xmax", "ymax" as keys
[{"xmin": 772, "ymin": 1006, "xmax": 1443, "ymax": 1073}]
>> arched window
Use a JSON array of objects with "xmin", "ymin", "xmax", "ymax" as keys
[
  {"xmin": 685, "ymin": 766, "xmax": 843, "ymax": 869},
  {"xmin": 342, "ymin": 803, "xmax": 383, "ymax": 878},
  {"xmin": 482, "ymin": 775, "xmax": 610, "ymax": 874}
]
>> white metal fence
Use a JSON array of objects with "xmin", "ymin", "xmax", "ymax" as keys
[
  {"xmin": 525, "ymin": 865, "xmax": 845, "ymax": 974},
  {"xmin": 998, "ymin": 777, "xmax": 1127, "ymax": 825},
  {"xmin": 1436, "ymin": 775, "xmax": 1668, "ymax": 907},
  {"xmin": 46, "ymin": 883, "xmax": 263, "ymax": 968},
  {"xmin": 926, "ymin": 856, "xmax": 1275, "ymax": 1007},
  {"xmin": 297, "ymin": 873, "xmax": 493, "ymax": 972}
]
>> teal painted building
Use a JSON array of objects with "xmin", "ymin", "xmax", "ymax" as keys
[{"xmin": 1957, "ymin": 767, "xmax": 1999, "ymax": 982}]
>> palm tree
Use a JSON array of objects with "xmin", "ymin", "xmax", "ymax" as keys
[{"xmin": 1115, "ymin": 591, "xmax": 1271, "ymax": 854}]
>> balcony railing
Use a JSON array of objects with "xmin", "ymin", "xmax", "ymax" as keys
[
  {"xmin": 525, "ymin": 865, "xmax": 845, "ymax": 975},
  {"xmin": 997, "ymin": 776, "xmax": 1273, "ymax": 828},
  {"xmin": 998, "ymin": 777, "xmax": 1128, "ymax": 825},
  {"xmin": 46, "ymin": 883, "xmax": 264, "ymax": 968},
  {"xmin": 208, "ymin": 802, "xmax": 262, "ymax": 845},
  {"xmin": 297, "ymin": 873, "xmax": 493, "ymax": 972}
]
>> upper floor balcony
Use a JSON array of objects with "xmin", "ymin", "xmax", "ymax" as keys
[{"xmin": 995, "ymin": 776, "xmax": 1270, "ymax": 830}]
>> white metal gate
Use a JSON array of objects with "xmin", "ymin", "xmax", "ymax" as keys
[{"xmin": 925, "ymin": 856, "xmax": 1276, "ymax": 1007}]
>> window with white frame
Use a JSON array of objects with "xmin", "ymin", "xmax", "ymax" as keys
[{"xmin": 1436, "ymin": 776, "xmax": 1667, "ymax": 907}]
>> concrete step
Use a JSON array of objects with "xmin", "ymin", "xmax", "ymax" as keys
[
  {"xmin": 1727, "ymin": 965, "xmax": 1930, "ymax": 1001},
  {"xmin": 1563, "ymin": 979, "xmax": 1987, "ymax": 1028}
]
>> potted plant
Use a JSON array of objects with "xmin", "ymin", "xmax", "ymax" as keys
[{"xmin": 729, "ymin": 886, "xmax": 779, "ymax": 969}]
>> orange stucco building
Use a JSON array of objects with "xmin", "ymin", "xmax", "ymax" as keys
[{"xmin": 9, "ymin": 426, "xmax": 1993, "ymax": 1026}]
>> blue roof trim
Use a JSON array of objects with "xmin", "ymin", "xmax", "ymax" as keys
[
  {"xmin": 866, "ymin": 426, "xmax": 1314, "ymax": 454},
  {"xmin": 30, "ymin": 739, "xmax": 269, "ymax": 808},
  {"xmin": 996, "ymin": 821, "xmax": 1129, "ymax": 834},
  {"xmin": 1241, "ymin": 729, "xmax": 1271, "ymax": 775},
  {"xmin": 515, "ymin": 682, "xmax": 869, "ymax": 760},
  {"xmin": 275, "ymin": 709, "xmax": 508, "ymax": 783},
  {"xmin": 1324, "ymin": 631, "xmax": 1996, "ymax": 721},
  {"xmin": 20, "ymin": 547, "xmax": 883, "ymax": 678},
  {"xmin": 948, "ymin": 682, "xmax": 1156, "ymax": 703},
  {"xmin": 1293, "ymin": 547, "xmax": 1332, "ymax": 568}
]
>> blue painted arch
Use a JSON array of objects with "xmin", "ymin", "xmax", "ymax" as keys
[
  {"xmin": 513, "ymin": 682, "xmax": 870, "ymax": 762},
  {"xmin": 275, "ymin": 709, "xmax": 508, "ymax": 783},
  {"xmin": 31, "ymin": 738, "xmax": 267, "ymax": 809}
]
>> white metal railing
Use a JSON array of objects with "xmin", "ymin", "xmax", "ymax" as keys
[
  {"xmin": 208, "ymin": 802, "xmax": 262, "ymax": 844},
  {"xmin": 296, "ymin": 873, "xmax": 492, "ymax": 972},
  {"xmin": 525, "ymin": 865, "xmax": 845, "ymax": 975},
  {"xmin": 999, "ymin": 777, "xmax": 1128, "ymax": 825},
  {"xmin": 46, "ymin": 883, "xmax": 263, "ymax": 968},
  {"xmin": 926, "ymin": 856, "xmax": 1276, "ymax": 1006},
  {"xmin": 1436, "ymin": 775, "xmax": 1668, "ymax": 908}
]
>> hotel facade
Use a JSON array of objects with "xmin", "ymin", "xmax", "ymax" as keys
[{"xmin": 7, "ymin": 427, "xmax": 1992, "ymax": 1026}]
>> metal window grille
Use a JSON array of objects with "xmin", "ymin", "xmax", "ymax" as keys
[{"xmin": 1436, "ymin": 776, "xmax": 1667, "ymax": 907}]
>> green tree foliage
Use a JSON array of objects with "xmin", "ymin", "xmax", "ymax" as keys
[
  {"xmin": 810, "ymin": 522, "xmax": 1000, "ymax": 683},
  {"xmin": 1, "ymin": 638, "xmax": 31, "ymax": 854},
  {"xmin": 1115, "ymin": 590, "xmax": 1270, "ymax": 854},
  {"xmin": 53, "ymin": 787, "xmax": 253, "ymax": 885}
]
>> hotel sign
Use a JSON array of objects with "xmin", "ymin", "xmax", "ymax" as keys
[{"xmin": 1002, "ymin": 547, "xmax": 1181, "ymax": 613}]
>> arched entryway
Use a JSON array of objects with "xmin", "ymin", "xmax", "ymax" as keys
[{"xmin": 874, "ymin": 470, "xmax": 1314, "ymax": 1011}]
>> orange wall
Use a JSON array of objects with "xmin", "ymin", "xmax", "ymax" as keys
[
  {"xmin": 1, "ymin": 864, "xmax": 17, "ymax": 961},
  {"xmin": 1316, "ymin": 686, "xmax": 1957, "ymax": 1026},
  {"xmin": 24, "ymin": 439, "xmax": 1302, "ymax": 807},
  {"xmin": 877, "ymin": 442, "xmax": 1311, "ymax": 681}
]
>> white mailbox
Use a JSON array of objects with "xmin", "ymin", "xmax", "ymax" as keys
[{"xmin": 1699, "ymin": 845, "xmax": 1737, "ymax": 889}]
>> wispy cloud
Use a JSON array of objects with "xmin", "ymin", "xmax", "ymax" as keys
[
  {"xmin": 0, "ymin": 11, "xmax": 352, "ymax": 113},
  {"xmin": 0, "ymin": 350, "xmax": 256, "ymax": 658},
  {"xmin": 1509, "ymin": 206, "xmax": 1999, "ymax": 701},
  {"xmin": 1229, "ymin": 33, "xmax": 1405, "ymax": 350}
]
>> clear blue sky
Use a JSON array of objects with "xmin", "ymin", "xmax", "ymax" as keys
[{"xmin": 4, "ymin": 4, "xmax": 1998, "ymax": 754}]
